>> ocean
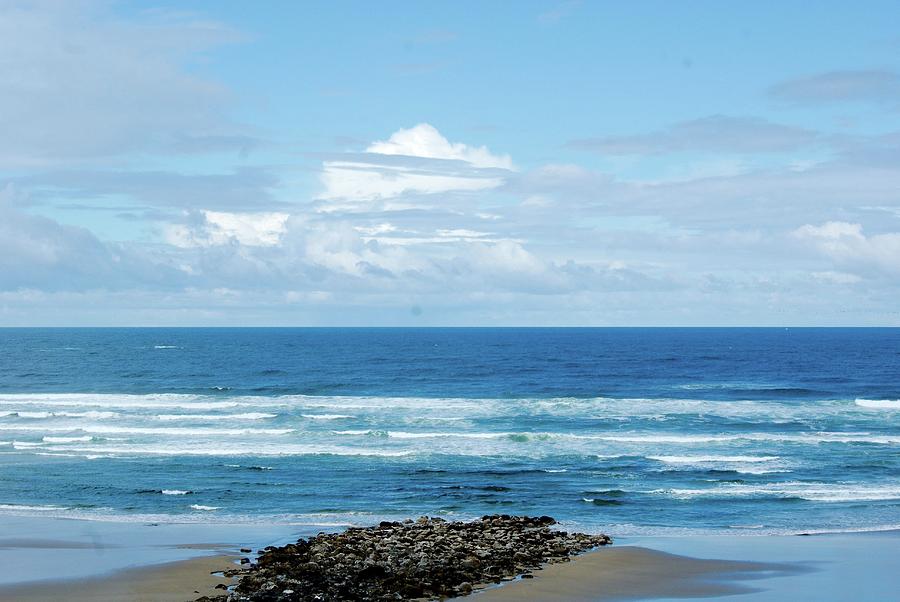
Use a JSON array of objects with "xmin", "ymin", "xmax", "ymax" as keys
[{"xmin": 0, "ymin": 328, "xmax": 898, "ymax": 536}]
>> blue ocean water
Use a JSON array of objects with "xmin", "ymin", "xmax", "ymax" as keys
[{"xmin": 0, "ymin": 328, "xmax": 898, "ymax": 536}]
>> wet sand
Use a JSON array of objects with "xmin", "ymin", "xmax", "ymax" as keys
[
  {"xmin": 0, "ymin": 545, "xmax": 789, "ymax": 602},
  {"xmin": 0, "ymin": 526, "xmax": 898, "ymax": 601},
  {"xmin": 0, "ymin": 554, "xmax": 237, "ymax": 602},
  {"xmin": 474, "ymin": 546, "xmax": 791, "ymax": 601}
]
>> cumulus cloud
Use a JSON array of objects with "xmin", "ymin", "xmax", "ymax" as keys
[
  {"xmin": 768, "ymin": 70, "xmax": 900, "ymax": 105},
  {"xmin": 568, "ymin": 116, "xmax": 820, "ymax": 155},
  {"xmin": 793, "ymin": 221, "xmax": 900, "ymax": 275},
  {"xmin": 367, "ymin": 124, "xmax": 512, "ymax": 168},
  {"xmin": 318, "ymin": 124, "xmax": 513, "ymax": 206},
  {"xmin": 165, "ymin": 211, "xmax": 290, "ymax": 248}
]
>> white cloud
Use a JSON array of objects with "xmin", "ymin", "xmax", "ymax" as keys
[
  {"xmin": 318, "ymin": 124, "xmax": 513, "ymax": 205},
  {"xmin": 166, "ymin": 211, "xmax": 289, "ymax": 248},
  {"xmin": 794, "ymin": 221, "xmax": 864, "ymax": 240},
  {"xmin": 793, "ymin": 221, "xmax": 900, "ymax": 275},
  {"xmin": 367, "ymin": 123, "xmax": 512, "ymax": 169},
  {"xmin": 354, "ymin": 223, "xmax": 397, "ymax": 236}
]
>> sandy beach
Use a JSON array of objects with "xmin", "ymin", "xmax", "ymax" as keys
[
  {"xmin": 473, "ymin": 546, "xmax": 790, "ymax": 601},
  {"xmin": 0, "ymin": 545, "xmax": 780, "ymax": 602},
  {"xmin": 1, "ymin": 517, "xmax": 898, "ymax": 601},
  {"xmin": 0, "ymin": 554, "xmax": 236, "ymax": 602}
]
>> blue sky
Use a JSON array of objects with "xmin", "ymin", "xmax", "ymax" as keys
[{"xmin": 1, "ymin": 0, "xmax": 899, "ymax": 325}]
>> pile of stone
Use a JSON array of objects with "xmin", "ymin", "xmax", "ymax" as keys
[{"xmin": 199, "ymin": 514, "xmax": 611, "ymax": 601}]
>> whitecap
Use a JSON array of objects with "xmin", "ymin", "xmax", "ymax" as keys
[
  {"xmin": 62, "ymin": 443, "xmax": 414, "ymax": 457},
  {"xmin": 42, "ymin": 436, "xmax": 93, "ymax": 443},
  {"xmin": 155, "ymin": 413, "xmax": 277, "ymax": 421},
  {"xmin": 855, "ymin": 398, "xmax": 900, "ymax": 410},
  {"xmin": 0, "ymin": 411, "xmax": 117, "ymax": 419},
  {"xmin": 190, "ymin": 504, "xmax": 219, "ymax": 511},
  {"xmin": 162, "ymin": 489, "xmax": 190, "ymax": 495},
  {"xmin": 655, "ymin": 482, "xmax": 900, "ymax": 502},
  {"xmin": 733, "ymin": 467, "xmax": 792, "ymax": 475},
  {"xmin": 0, "ymin": 425, "xmax": 294, "ymax": 436},
  {"xmin": 648, "ymin": 455, "xmax": 779, "ymax": 464},
  {"xmin": 0, "ymin": 394, "xmax": 243, "ymax": 410},
  {"xmin": 301, "ymin": 414, "xmax": 355, "ymax": 420}
]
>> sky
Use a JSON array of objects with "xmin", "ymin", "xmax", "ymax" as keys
[{"xmin": 1, "ymin": 0, "xmax": 899, "ymax": 326}]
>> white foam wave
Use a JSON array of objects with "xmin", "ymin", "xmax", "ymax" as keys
[
  {"xmin": 190, "ymin": 504, "xmax": 219, "ymax": 511},
  {"xmin": 162, "ymin": 489, "xmax": 190, "ymax": 495},
  {"xmin": 332, "ymin": 430, "xmax": 377, "ymax": 436},
  {"xmin": 0, "ymin": 504, "xmax": 68, "ymax": 512},
  {"xmin": 43, "ymin": 436, "xmax": 93, "ymax": 443},
  {"xmin": 387, "ymin": 431, "xmax": 506, "ymax": 440},
  {"xmin": 155, "ymin": 413, "xmax": 277, "ymax": 421},
  {"xmin": 301, "ymin": 414, "xmax": 355, "ymax": 420},
  {"xmin": 855, "ymin": 398, "xmax": 900, "ymax": 410},
  {"xmin": 63, "ymin": 444, "xmax": 413, "ymax": 457},
  {"xmin": 329, "ymin": 430, "xmax": 900, "ymax": 445},
  {"xmin": 649, "ymin": 455, "xmax": 780, "ymax": 463},
  {"xmin": 0, "ymin": 394, "xmax": 242, "ymax": 410},
  {"xmin": 2, "ymin": 393, "xmax": 895, "ymax": 421},
  {"xmin": 597, "ymin": 432, "xmax": 900, "ymax": 445},
  {"xmin": 0, "ymin": 425, "xmax": 294, "ymax": 436},
  {"xmin": 3, "ymin": 411, "xmax": 119, "ymax": 419},
  {"xmin": 733, "ymin": 467, "xmax": 792, "ymax": 475},
  {"xmin": 656, "ymin": 482, "xmax": 900, "ymax": 502}
]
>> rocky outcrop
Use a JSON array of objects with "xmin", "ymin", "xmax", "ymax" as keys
[{"xmin": 200, "ymin": 514, "xmax": 611, "ymax": 601}]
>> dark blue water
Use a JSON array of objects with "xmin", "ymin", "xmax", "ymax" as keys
[{"xmin": 1, "ymin": 328, "xmax": 898, "ymax": 535}]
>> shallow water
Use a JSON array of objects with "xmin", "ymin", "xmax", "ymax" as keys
[{"xmin": 0, "ymin": 328, "xmax": 898, "ymax": 535}]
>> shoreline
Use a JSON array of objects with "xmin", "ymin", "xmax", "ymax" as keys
[{"xmin": 0, "ymin": 517, "xmax": 899, "ymax": 601}]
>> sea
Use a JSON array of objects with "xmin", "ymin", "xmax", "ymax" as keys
[{"xmin": 1, "ymin": 328, "xmax": 898, "ymax": 537}]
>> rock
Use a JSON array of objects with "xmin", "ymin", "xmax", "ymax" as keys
[{"xmin": 204, "ymin": 515, "xmax": 611, "ymax": 601}]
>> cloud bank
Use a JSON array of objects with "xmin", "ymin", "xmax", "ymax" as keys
[{"xmin": 2, "ymin": 2, "xmax": 899, "ymax": 326}]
